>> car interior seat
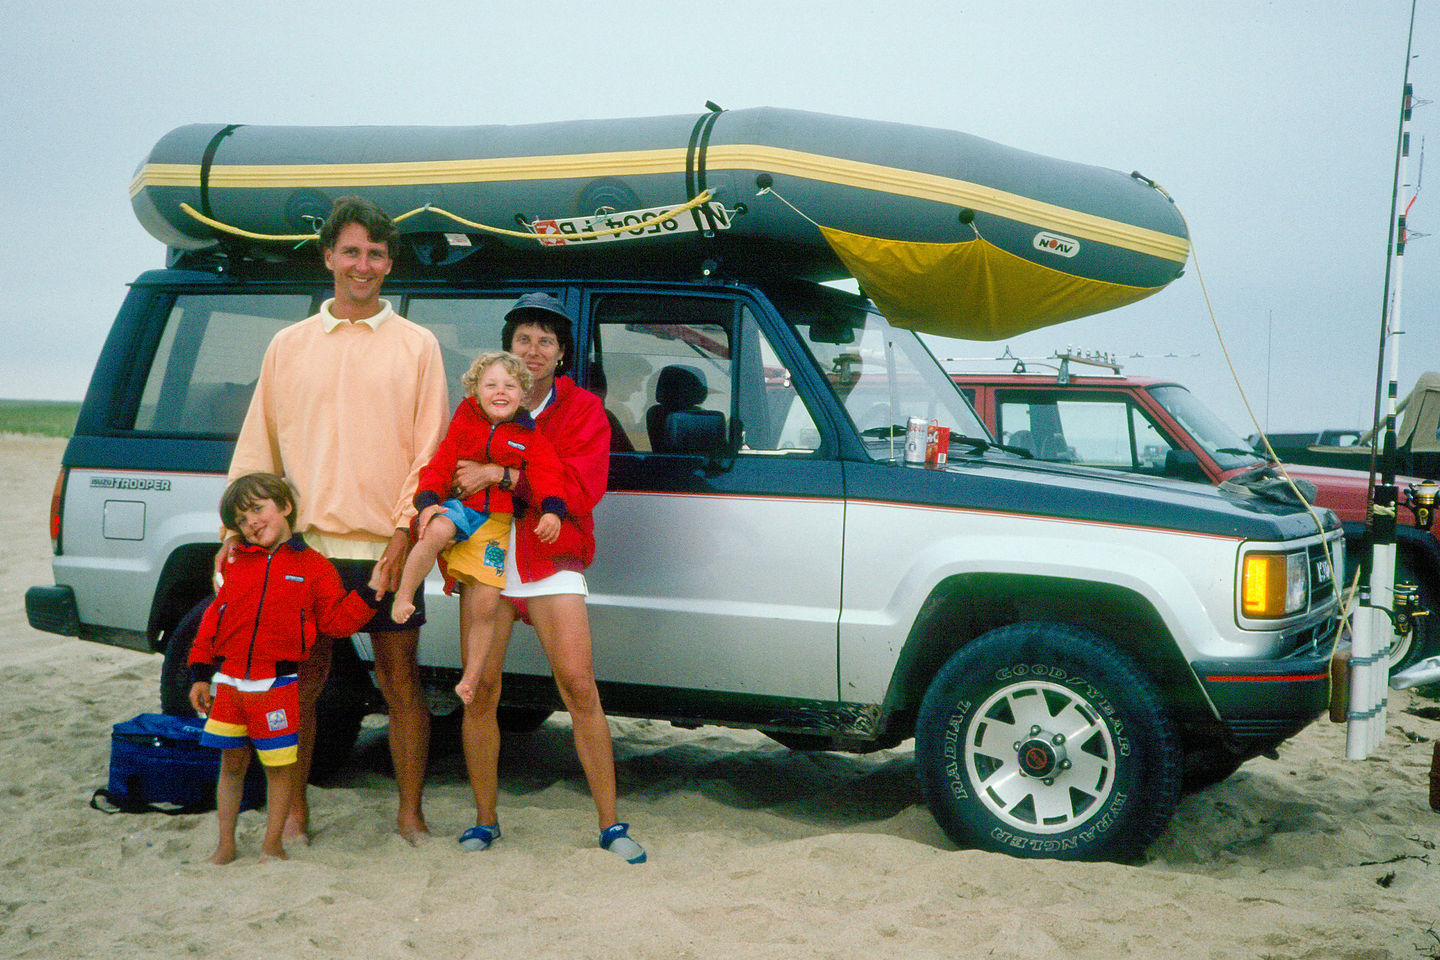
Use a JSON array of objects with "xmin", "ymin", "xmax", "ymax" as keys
[{"xmin": 646, "ymin": 364, "xmax": 723, "ymax": 452}]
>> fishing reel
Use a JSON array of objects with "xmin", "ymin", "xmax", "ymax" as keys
[
  {"xmin": 1404, "ymin": 480, "xmax": 1440, "ymax": 530},
  {"xmin": 1391, "ymin": 582, "xmax": 1429, "ymax": 638}
]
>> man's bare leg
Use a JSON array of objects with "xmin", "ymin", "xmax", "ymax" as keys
[{"xmin": 371, "ymin": 626, "xmax": 430, "ymax": 843}]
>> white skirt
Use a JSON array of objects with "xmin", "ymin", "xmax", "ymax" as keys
[{"xmin": 500, "ymin": 522, "xmax": 588, "ymax": 598}]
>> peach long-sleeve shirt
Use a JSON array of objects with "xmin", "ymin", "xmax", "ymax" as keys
[{"xmin": 229, "ymin": 299, "xmax": 448, "ymax": 561}]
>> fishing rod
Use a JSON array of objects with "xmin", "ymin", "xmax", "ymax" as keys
[{"xmin": 1349, "ymin": 0, "xmax": 1421, "ymax": 759}]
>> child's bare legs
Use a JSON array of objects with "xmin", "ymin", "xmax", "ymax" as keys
[
  {"xmin": 208, "ymin": 746, "xmax": 249, "ymax": 865},
  {"xmin": 455, "ymin": 581, "xmax": 501, "ymax": 703},
  {"xmin": 260, "ymin": 761, "xmax": 296, "ymax": 860},
  {"xmin": 390, "ymin": 515, "xmax": 457, "ymax": 624}
]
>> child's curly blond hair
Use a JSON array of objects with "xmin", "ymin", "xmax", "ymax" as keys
[{"xmin": 461, "ymin": 350, "xmax": 533, "ymax": 398}]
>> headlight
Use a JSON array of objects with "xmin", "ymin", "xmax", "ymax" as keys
[{"xmin": 1242, "ymin": 551, "xmax": 1308, "ymax": 618}]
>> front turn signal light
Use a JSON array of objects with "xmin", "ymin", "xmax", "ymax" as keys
[{"xmin": 1242, "ymin": 551, "xmax": 1307, "ymax": 618}]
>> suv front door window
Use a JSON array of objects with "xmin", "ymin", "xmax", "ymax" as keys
[{"xmin": 585, "ymin": 291, "xmax": 843, "ymax": 703}]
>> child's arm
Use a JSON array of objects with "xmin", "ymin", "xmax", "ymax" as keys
[
  {"xmin": 534, "ymin": 511, "xmax": 562, "ymax": 543},
  {"xmin": 190, "ymin": 680, "xmax": 213, "ymax": 714},
  {"xmin": 312, "ymin": 554, "xmax": 383, "ymax": 641}
]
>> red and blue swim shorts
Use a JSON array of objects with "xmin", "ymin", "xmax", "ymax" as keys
[{"xmin": 200, "ymin": 675, "xmax": 300, "ymax": 766}]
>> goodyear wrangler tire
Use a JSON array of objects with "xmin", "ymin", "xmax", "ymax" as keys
[{"xmin": 915, "ymin": 622, "xmax": 1181, "ymax": 862}]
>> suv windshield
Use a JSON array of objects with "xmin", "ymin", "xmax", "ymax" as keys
[
  {"xmin": 771, "ymin": 288, "xmax": 989, "ymax": 459},
  {"xmin": 1150, "ymin": 385, "xmax": 1266, "ymax": 471}
]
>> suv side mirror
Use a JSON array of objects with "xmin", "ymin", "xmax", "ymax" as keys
[{"xmin": 1163, "ymin": 449, "xmax": 1208, "ymax": 482}]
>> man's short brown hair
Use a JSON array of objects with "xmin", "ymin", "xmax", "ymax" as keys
[
  {"xmin": 319, "ymin": 196, "xmax": 400, "ymax": 259},
  {"xmin": 220, "ymin": 473, "xmax": 297, "ymax": 538}
]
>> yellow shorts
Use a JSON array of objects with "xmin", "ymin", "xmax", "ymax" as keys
[{"xmin": 442, "ymin": 512, "xmax": 511, "ymax": 589}]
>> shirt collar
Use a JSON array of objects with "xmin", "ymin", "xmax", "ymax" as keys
[
  {"xmin": 320, "ymin": 298, "xmax": 394, "ymax": 333},
  {"xmin": 236, "ymin": 534, "xmax": 307, "ymax": 554},
  {"xmin": 530, "ymin": 383, "xmax": 558, "ymax": 417}
]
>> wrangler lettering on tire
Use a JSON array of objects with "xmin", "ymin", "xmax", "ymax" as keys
[{"xmin": 915, "ymin": 621, "xmax": 1181, "ymax": 862}]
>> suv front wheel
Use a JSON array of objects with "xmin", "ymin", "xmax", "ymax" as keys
[{"xmin": 915, "ymin": 621, "xmax": 1181, "ymax": 862}]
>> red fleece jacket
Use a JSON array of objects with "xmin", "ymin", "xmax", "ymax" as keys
[
  {"xmin": 413, "ymin": 399, "xmax": 567, "ymax": 521},
  {"xmin": 188, "ymin": 537, "xmax": 377, "ymax": 683}
]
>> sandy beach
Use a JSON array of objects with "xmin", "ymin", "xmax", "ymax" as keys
[{"xmin": 3, "ymin": 433, "xmax": 1439, "ymax": 959}]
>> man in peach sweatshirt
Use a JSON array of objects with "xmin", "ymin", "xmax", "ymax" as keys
[{"xmin": 223, "ymin": 196, "xmax": 448, "ymax": 845}]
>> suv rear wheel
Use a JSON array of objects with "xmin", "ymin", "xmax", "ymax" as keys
[{"xmin": 915, "ymin": 621, "xmax": 1181, "ymax": 862}]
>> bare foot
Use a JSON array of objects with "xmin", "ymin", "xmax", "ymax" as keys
[
  {"xmin": 259, "ymin": 846, "xmax": 290, "ymax": 862},
  {"xmin": 283, "ymin": 819, "xmax": 311, "ymax": 846},
  {"xmin": 454, "ymin": 677, "xmax": 476, "ymax": 704},
  {"xmin": 391, "ymin": 598, "xmax": 414, "ymax": 624},
  {"xmin": 207, "ymin": 844, "xmax": 237, "ymax": 866},
  {"xmin": 398, "ymin": 819, "xmax": 431, "ymax": 846}
]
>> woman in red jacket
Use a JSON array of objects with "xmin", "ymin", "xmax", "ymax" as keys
[{"xmin": 448, "ymin": 293, "xmax": 645, "ymax": 864}]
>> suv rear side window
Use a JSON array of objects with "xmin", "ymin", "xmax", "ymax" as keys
[{"xmin": 134, "ymin": 293, "xmax": 311, "ymax": 435}]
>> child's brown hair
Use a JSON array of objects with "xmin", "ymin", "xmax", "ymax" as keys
[
  {"xmin": 220, "ymin": 472, "xmax": 297, "ymax": 537},
  {"xmin": 461, "ymin": 350, "xmax": 533, "ymax": 398}
]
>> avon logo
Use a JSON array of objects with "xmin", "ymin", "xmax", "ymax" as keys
[{"xmin": 1033, "ymin": 232, "xmax": 1079, "ymax": 258}]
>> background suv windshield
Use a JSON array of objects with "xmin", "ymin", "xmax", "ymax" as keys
[
  {"xmin": 776, "ymin": 292, "xmax": 988, "ymax": 458},
  {"xmin": 1150, "ymin": 385, "xmax": 1266, "ymax": 471}
]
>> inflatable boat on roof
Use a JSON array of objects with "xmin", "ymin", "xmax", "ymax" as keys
[{"xmin": 130, "ymin": 106, "xmax": 1191, "ymax": 340}]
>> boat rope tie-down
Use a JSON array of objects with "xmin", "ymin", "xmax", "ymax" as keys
[{"xmin": 177, "ymin": 189, "xmax": 719, "ymax": 245}]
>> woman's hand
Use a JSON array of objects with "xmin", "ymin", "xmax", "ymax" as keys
[
  {"xmin": 452, "ymin": 460, "xmax": 505, "ymax": 499},
  {"xmin": 534, "ymin": 512, "xmax": 562, "ymax": 544}
]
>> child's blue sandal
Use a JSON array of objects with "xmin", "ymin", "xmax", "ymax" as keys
[
  {"xmin": 599, "ymin": 822, "xmax": 646, "ymax": 863},
  {"xmin": 458, "ymin": 823, "xmax": 500, "ymax": 852}
]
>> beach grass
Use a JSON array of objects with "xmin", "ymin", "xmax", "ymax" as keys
[{"xmin": 0, "ymin": 399, "xmax": 80, "ymax": 438}]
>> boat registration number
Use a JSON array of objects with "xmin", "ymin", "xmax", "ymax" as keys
[{"xmin": 530, "ymin": 201, "xmax": 732, "ymax": 246}]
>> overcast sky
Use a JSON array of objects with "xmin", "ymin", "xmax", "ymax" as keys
[{"xmin": 3, "ymin": 1, "xmax": 1437, "ymax": 434}]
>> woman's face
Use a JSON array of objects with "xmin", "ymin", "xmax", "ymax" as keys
[{"xmin": 509, "ymin": 322, "xmax": 563, "ymax": 389}]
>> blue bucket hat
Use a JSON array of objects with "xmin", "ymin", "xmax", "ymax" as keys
[{"xmin": 502, "ymin": 292, "xmax": 574, "ymax": 376}]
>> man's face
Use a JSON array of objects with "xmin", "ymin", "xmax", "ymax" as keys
[{"xmin": 322, "ymin": 222, "xmax": 393, "ymax": 308}]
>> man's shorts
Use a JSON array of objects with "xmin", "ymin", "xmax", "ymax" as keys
[
  {"xmin": 333, "ymin": 557, "xmax": 423, "ymax": 631},
  {"xmin": 442, "ymin": 512, "xmax": 511, "ymax": 589},
  {"xmin": 200, "ymin": 677, "xmax": 300, "ymax": 767}
]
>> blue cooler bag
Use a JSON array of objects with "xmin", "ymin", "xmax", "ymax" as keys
[{"xmin": 91, "ymin": 713, "xmax": 266, "ymax": 814}]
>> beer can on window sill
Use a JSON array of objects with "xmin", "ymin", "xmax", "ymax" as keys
[{"xmin": 904, "ymin": 417, "xmax": 929, "ymax": 464}]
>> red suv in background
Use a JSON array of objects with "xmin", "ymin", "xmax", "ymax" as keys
[{"xmin": 951, "ymin": 364, "xmax": 1438, "ymax": 669}]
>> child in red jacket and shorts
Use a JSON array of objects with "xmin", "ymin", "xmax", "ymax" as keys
[
  {"xmin": 190, "ymin": 473, "xmax": 378, "ymax": 863},
  {"xmin": 388, "ymin": 351, "xmax": 567, "ymax": 703}
]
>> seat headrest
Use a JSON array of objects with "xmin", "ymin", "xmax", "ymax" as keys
[{"xmin": 656, "ymin": 364, "xmax": 708, "ymax": 409}]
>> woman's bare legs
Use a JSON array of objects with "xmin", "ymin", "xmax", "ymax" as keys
[
  {"xmin": 459, "ymin": 589, "xmax": 513, "ymax": 826},
  {"xmin": 455, "ymin": 583, "xmax": 501, "ymax": 703},
  {"xmin": 526, "ymin": 593, "xmax": 619, "ymax": 829}
]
